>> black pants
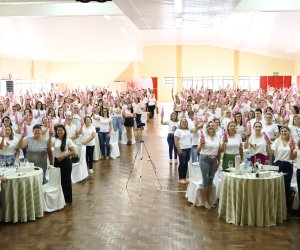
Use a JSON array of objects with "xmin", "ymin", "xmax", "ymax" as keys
[
  {"xmin": 54, "ymin": 157, "xmax": 72, "ymax": 204},
  {"xmin": 136, "ymin": 113, "xmax": 142, "ymax": 128},
  {"xmin": 86, "ymin": 145, "xmax": 95, "ymax": 169},
  {"xmin": 297, "ymin": 169, "xmax": 300, "ymax": 210},
  {"xmin": 148, "ymin": 105, "xmax": 155, "ymax": 118},
  {"xmin": 274, "ymin": 160, "xmax": 294, "ymax": 209}
]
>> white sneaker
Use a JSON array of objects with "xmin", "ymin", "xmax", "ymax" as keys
[{"xmin": 89, "ymin": 169, "xmax": 94, "ymax": 174}]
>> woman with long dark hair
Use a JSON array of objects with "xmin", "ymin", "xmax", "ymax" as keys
[{"xmin": 49, "ymin": 124, "xmax": 75, "ymax": 204}]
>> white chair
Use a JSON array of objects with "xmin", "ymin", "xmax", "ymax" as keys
[
  {"xmin": 185, "ymin": 162, "xmax": 216, "ymax": 206},
  {"xmin": 121, "ymin": 125, "xmax": 136, "ymax": 145},
  {"xmin": 110, "ymin": 130, "xmax": 120, "ymax": 159},
  {"xmin": 93, "ymin": 135, "xmax": 101, "ymax": 160},
  {"xmin": 42, "ymin": 166, "xmax": 65, "ymax": 212},
  {"xmin": 72, "ymin": 145, "xmax": 89, "ymax": 183},
  {"xmin": 291, "ymin": 164, "xmax": 299, "ymax": 210}
]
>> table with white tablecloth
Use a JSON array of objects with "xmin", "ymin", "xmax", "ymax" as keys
[
  {"xmin": 1, "ymin": 167, "xmax": 44, "ymax": 223},
  {"xmin": 218, "ymin": 171, "xmax": 287, "ymax": 227}
]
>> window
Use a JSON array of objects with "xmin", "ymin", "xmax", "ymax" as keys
[
  {"xmin": 164, "ymin": 77, "xmax": 177, "ymax": 87},
  {"xmin": 239, "ymin": 76, "xmax": 260, "ymax": 90}
]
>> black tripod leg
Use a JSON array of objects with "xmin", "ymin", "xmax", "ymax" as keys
[
  {"xmin": 142, "ymin": 142, "xmax": 163, "ymax": 190},
  {"xmin": 125, "ymin": 142, "xmax": 141, "ymax": 189}
]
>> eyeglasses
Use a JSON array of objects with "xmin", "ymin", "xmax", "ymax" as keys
[{"xmin": 265, "ymin": 117, "xmax": 272, "ymax": 119}]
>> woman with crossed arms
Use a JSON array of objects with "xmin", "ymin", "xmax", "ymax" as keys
[{"xmin": 197, "ymin": 121, "xmax": 221, "ymax": 209}]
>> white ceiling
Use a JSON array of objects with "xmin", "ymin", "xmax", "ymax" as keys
[{"xmin": 0, "ymin": 0, "xmax": 299, "ymax": 62}]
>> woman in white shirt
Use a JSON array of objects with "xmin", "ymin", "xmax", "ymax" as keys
[
  {"xmin": 148, "ymin": 94, "xmax": 156, "ymax": 119},
  {"xmin": 79, "ymin": 116, "xmax": 96, "ymax": 174},
  {"xmin": 197, "ymin": 121, "xmax": 221, "ymax": 209},
  {"xmin": 271, "ymin": 126, "xmax": 294, "ymax": 210},
  {"xmin": 99, "ymin": 108, "xmax": 112, "ymax": 159},
  {"xmin": 161, "ymin": 112, "xmax": 179, "ymax": 164},
  {"xmin": 263, "ymin": 112, "xmax": 279, "ymax": 141},
  {"xmin": 0, "ymin": 126, "xmax": 20, "ymax": 165},
  {"xmin": 174, "ymin": 118, "xmax": 191, "ymax": 184},
  {"xmin": 48, "ymin": 124, "xmax": 75, "ymax": 204},
  {"xmin": 244, "ymin": 121, "xmax": 271, "ymax": 164},
  {"xmin": 289, "ymin": 114, "xmax": 300, "ymax": 143},
  {"xmin": 220, "ymin": 121, "xmax": 243, "ymax": 170}
]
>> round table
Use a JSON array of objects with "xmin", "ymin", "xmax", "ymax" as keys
[
  {"xmin": 1, "ymin": 166, "xmax": 44, "ymax": 223},
  {"xmin": 218, "ymin": 171, "xmax": 287, "ymax": 227}
]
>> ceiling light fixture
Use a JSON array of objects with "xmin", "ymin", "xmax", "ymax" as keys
[
  {"xmin": 285, "ymin": 48, "xmax": 295, "ymax": 53},
  {"xmin": 104, "ymin": 15, "xmax": 111, "ymax": 20},
  {"xmin": 120, "ymin": 28, "xmax": 127, "ymax": 34},
  {"xmin": 174, "ymin": 0, "xmax": 183, "ymax": 14}
]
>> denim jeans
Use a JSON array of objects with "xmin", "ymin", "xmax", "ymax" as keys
[
  {"xmin": 136, "ymin": 113, "xmax": 142, "ymax": 128},
  {"xmin": 0, "ymin": 155, "xmax": 16, "ymax": 166},
  {"xmin": 191, "ymin": 145, "xmax": 199, "ymax": 163},
  {"xmin": 199, "ymin": 154, "xmax": 217, "ymax": 188},
  {"xmin": 167, "ymin": 133, "xmax": 178, "ymax": 160},
  {"xmin": 112, "ymin": 116, "xmax": 123, "ymax": 141},
  {"xmin": 99, "ymin": 132, "xmax": 111, "ymax": 157},
  {"xmin": 178, "ymin": 148, "xmax": 191, "ymax": 179}
]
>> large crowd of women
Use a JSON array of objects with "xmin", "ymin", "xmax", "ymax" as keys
[
  {"xmin": 160, "ymin": 87, "xmax": 300, "ymax": 213},
  {"xmin": 0, "ymin": 85, "xmax": 299, "ymax": 216}
]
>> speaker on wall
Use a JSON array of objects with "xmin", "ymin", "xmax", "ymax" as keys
[{"xmin": 6, "ymin": 80, "xmax": 14, "ymax": 93}]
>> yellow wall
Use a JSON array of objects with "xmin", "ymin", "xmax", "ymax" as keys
[
  {"xmin": 181, "ymin": 46, "xmax": 234, "ymax": 76},
  {"xmin": 139, "ymin": 46, "xmax": 177, "ymax": 102},
  {"xmin": 239, "ymin": 52, "xmax": 294, "ymax": 76},
  {"xmin": 0, "ymin": 46, "xmax": 297, "ymax": 102},
  {"xmin": 47, "ymin": 61, "xmax": 131, "ymax": 88}
]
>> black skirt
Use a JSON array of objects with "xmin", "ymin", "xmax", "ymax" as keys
[{"xmin": 124, "ymin": 117, "xmax": 134, "ymax": 127}]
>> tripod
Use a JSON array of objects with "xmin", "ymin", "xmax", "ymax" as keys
[{"xmin": 125, "ymin": 135, "xmax": 162, "ymax": 196}]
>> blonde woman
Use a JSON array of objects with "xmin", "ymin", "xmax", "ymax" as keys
[{"xmin": 197, "ymin": 121, "xmax": 221, "ymax": 209}]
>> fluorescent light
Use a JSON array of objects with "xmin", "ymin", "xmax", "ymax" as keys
[
  {"xmin": 120, "ymin": 28, "xmax": 126, "ymax": 34},
  {"xmin": 285, "ymin": 48, "xmax": 295, "ymax": 53},
  {"xmin": 104, "ymin": 15, "xmax": 111, "ymax": 20},
  {"xmin": 175, "ymin": 17, "xmax": 183, "ymax": 28},
  {"xmin": 174, "ymin": 0, "xmax": 183, "ymax": 14}
]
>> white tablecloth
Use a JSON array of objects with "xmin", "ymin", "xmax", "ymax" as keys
[
  {"xmin": 218, "ymin": 171, "xmax": 287, "ymax": 227},
  {"xmin": 1, "ymin": 166, "xmax": 44, "ymax": 223}
]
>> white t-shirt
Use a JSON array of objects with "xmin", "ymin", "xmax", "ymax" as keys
[
  {"xmin": 174, "ymin": 129, "xmax": 191, "ymax": 149},
  {"xmin": 263, "ymin": 123, "xmax": 279, "ymax": 141},
  {"xmin": 81, "ymin": 125, "xmax": 96, "ymax": 146},
  {"xmin": 92, "ymin": 114, "xmax": 101, "ymax": 128},
  {"xmin": 296, "ymin": 148, "xmax": 300, "ymax": 169},
  {"xmin": 99, "ymin": 117, "xmax": 111, "ymax": 133},
  {"xmin": 248, "ymin": 135, "xmax": 268, "ymax": 156},
  {"xmin": 0, "ymin": 137, "xmax": 19, "ymax": 156},
  {"xmin": 52, "ymin": 137, "xmax": 75, "ymax": 158},
  {"xmin": 271, "ymin": 138, "xmax": 291, "ymax": 162},
  {"xmin": 289, "ymin": 125, "xmax": 300, "ymax": 143},
  {"xmin": 166, "ymin": 120, "xmax": 179, "ymax": 134},
  {"xmin": 223, "ymin": 134, "xmax": 242, "ymax": 155},
  {"xmin": 65, "ymin": 123, "xmax": 77, "ymax": 139},
  {"xmin": 200, "ymin": 135, "xmax": 220, "ymax": 156}
]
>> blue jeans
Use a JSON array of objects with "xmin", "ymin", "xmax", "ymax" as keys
[
  {"xmin": 191, "ymin": 145, "xmax": 199, "ymax": 163},
  {"xmin": 167, "ymin": 133, "xmax": 178, "ymax": 160},
  {"xmin": 112, "ymin": 116, "xmax": 123, "ymax": 141},
  {"xmin": 199, "ymin": 154, "xmax": 217, "ymax": 188},
  {"xmin": 99, "ymin": 132, "xmax": 111, "ymax": 158},
  {"xmin": 0, "ymin": 155, "xmax": 16, "ymax": 166},
  {"xmin": 178, "ymin": 148, "xmax": 191, "ymax": 179}
]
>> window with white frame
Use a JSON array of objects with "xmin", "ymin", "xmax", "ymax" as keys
[
  {"xmin": 164, "ymin": 77, "xmax": 177, "ymax": 87},
  {"xmin": 239, "ymin": 76, "xmax": 260, "ymax": 90}
]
